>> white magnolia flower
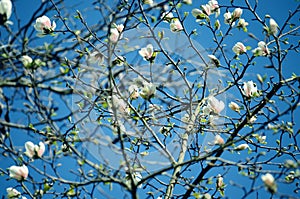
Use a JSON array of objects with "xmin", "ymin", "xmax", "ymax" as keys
[
  {"xmin": 234, "ymin": 143, "xmax": 251, "ymax": 151},
  {"xmin": 208, "ymin": 54, "xmax": 220, "ymax": 66},
  {"xmin": 25, "ymin": 141, "xmax": 45, "ymax": 158},
  {"xmin": 232, "ymin": 42, "xmax": 247, "ymax": 55},
  {"xmin": 8, "ymin": 165, "xmax": 29, "ymax": 181},
  {"xmin": 20, "ymin": 55, "xmax": 33, "ymax": 67},
  {"xmin": 192, "ymin": 8, "xmax": 205, "ymax": 19},
  {"xmin": 139, "ymin": 44, "xmax": 154, "ymax": 61},
  {"xmin": 6, "ymin": 187, "xmax": 21, "ymax": 199},
  {"xmin": 237, "ymin": 18, "xmax": 248, "ymax": 30},
  {"xmin": 224, "ymin": 11, "xmax": 232, "ymax": 24},
  {"xmin": 243, "ymin": 81, "xmax": 258, "ymax": 97},
  {"xmin": 228, "ymin": 102, "xmax": 240, "ymax": 113},
  {"xmin": 269, "ymin": 18, "xmax": 279, "ymax": 35},
  {"xmin": 109, "ymin": 24, "xmax": 124, "ymax": 43},
  {"xmin": 34, "ymin": 15, "xmax": 56, "ymax": 34},
  {"xmin": 261, "ymin": 173, "xmax": 277, "ymax": 193},
  {"xmin": 111, "ymin": 95, "xmax": 129, "ymax": 115},
  {"xmin": 252, "ymin": 41, "xmax": 269, "ymax": 56},
  {"xmin": 207, "ymin": 96, "xmax": 225, "ymax": 114},
  {"xmin": 0, "ymin": 0, "xmax": 12, "ymax": 24},
  {"xmin": 161, "ymin": 12, "xmax": 174, "ymax": 23},
  {"xmin": 140, "ymin": 82, "xmax": 156, "ymax": 99},
  {"xmin": 170, "ymin": 18, "xmax": 183, "ymax": 32},
  {"xmin": 232, "ymin": 8, "xmax": 243, "ymax": 19}
]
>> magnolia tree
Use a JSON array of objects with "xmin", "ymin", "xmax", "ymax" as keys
[{"xmin": 0, "ymin": 0, "xmax": 299, "ymax": 198}]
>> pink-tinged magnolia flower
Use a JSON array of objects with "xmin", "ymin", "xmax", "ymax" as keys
[
  {"xmin": 20, "ymin": 55, "xmax": 33, "ymax": 67},
  {"xmin": 252, "ymin": 41, "xmax": 270, "ymax": 56},
  {"xmin": 25, "ymin": 141, "xmax": 45, "ymax": 158},
  {"xmin": 261, "ymin": 173, "xmax": 277, "ymax": 193},
  {"xmin": 6, "ymin": 187, "xmax": 21, "ymax": 199},
  {"xmin": 234, "ymin": 143, "xmax": 251, "ymax": 151},
  {"xmin": 170, "ymin": 18, "xmax": 183, "ymax": 32},
  {"xmin": 216, "ymin": 174, "xmax": 224, "ymax": 188},
  {"xmin": 232, "ymin": 8, "xmax": 243, "ymax": 19},
  {"xmin": 8, "ymin": 165, "xmax": 29, "ymax": 181},
  {"xmin": 128, "ymin": 85, "xmax": 139, "ymax": 99},
  {"xmin": 232, "ymin": 42, "xmax": 247, "ymax": 55},
  {"xmin": 269, "ymin": 18, "xmax": 279, "ymax": 35},
  {"xmin": 34, "ymin": 15, "xmax": 56, "ymax": 34},
  {"xmin": 0, "ymin": 0, "xmax": 12, "ymax": 24},
  {"xmin": 228, "ymin": 101, "xmax": 240, "ymax": 113},
  {"xmin": 208, "ymin": 96, "xmax": 225, "ymax": 114},
  {"xmin": 109, "ymin": 24, "xmax": 124, "ymax": 43},
  {"xmin": 208, "ymin": 0, "xmax": 219, "ymax": 11},
  {"xmin": 201, "ymin": 4, "xmax": 211, "ymax": 16},
  {"xmin": 139, "ymin": 44, "xmax": 154, "ymax": 60},
  {"xmin": 243, "ymin": 81, "xmax": 258, "ymax": 97},
  {"xmin": 208, "ymin": 0, "xmax": 220, "ymax": 17},
  {"xmin": 213, "ymin": 135, "xmax": 224, "ymax": 145}
]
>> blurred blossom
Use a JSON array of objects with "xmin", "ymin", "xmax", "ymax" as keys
[
  {"xmin": 243, "ymin": 81, "xmax": 258, "ymax": 97},
  {"xmin": 25, "ymin": 141, "xmax": 45, "ymax": 158},
  {"xmin": 183, "ymin": 0, "xmax": 192, "ymax": 4},
  {"xmin": 128, "ymin": 85, "xmax": 139, "ymax": 100},
  {"xmin": 6, "ymin": 187, "xmax": 21, "ymax": 199},
  {"xmin": 88, "ymin": 51, "xmax": 104, "ymax": 65},
  {"xmin": 139, "ymin": 44, "xmax": 154, "ymax": 61},
  {"xmin": 170, "ymin": 18, "xmax": 183, "ymax": 32},
  {"xmin": 8, "ymin": 165, "xmax": 29, "ymax": 181},
  {"xmin": 0, "ymin": 0, "xmax": 12, "ymax": 25},
  {"xmin": 143, "ymin": 0, "xmax": 153, "ymax": 5},
  {"xmin": 234, "ymin": 143, "xmax": 251, "ymax": 151},
  {"xmin": 20, "ymin": 55, "xmax": 33, "ymax": 68},
  {"xmin": 203, "ymin": 193, "xmax": 212, "ymax": 199},
  {"xmin": 111, "ymin": 95, "xmax": 129, "ymax": 115},
  {"xmin": 228, "ymin": 102, "xmax": 240, "ymax": 113},
  {"xmin": 261, "ymin": 173, "xmax": 277, "ymax": 193},
  {"xmin": 269, "ymin": 18, "xmax": 279, "ymax": 35},
  {"xmin": 249, "ymin": 115, "xmax": 257, "ymax": 124},
  {"xmin": 207, "ymin": 96, "xmax": 225, "ymax": 114},
  {"xmin": 213, "ymin": 135, "xmax": 224, "ymax": 145},
  {"xmin": 252, "ymin": 41, "xmax": 269, "ymax": 56},
  {"xmin": 34, "ymin": 15, "xmax": 56, "ymax": 34},
  {"xmin": 232, "ymin": 42, "xmax": 247, "ymax": 55},
  {"xmin": 140, "ymin": 82, "xmax": 156, "ymax": 99},
  {"xmin": 109, "ymin": 24, "xmax": 124, "ymax": 43}
]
